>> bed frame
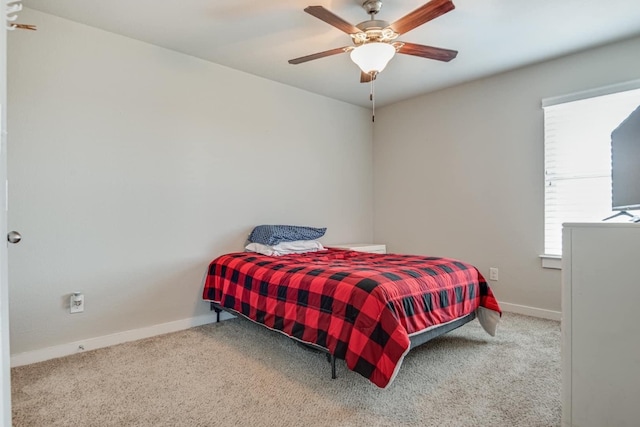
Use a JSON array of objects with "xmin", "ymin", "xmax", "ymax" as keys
[{"xmin": 210, "ymin": 302, "xmax": 476, "ymax": 380}]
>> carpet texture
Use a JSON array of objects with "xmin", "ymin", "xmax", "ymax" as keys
[{"xmin": 11, "ymin": 313, "xmax": 561, "ymax": 426}]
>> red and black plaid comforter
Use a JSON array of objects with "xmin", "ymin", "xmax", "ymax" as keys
[{"xmin": 202, "ymin": 249, "xmax": 501, "ymax": 388}]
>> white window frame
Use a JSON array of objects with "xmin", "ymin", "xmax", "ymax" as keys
[{"xmin": 541, "ymin": 79, "xmax": 640, "ymax": 269}]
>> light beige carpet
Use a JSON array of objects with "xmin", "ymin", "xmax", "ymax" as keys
[{"xmin": 11, "ymin": 312, "xmax": 561, "ymax": 426}]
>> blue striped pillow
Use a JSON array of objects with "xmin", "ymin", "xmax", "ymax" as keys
[{"xmin": 248, "ymin": 225, "xmax": 326, "ymax": 246}]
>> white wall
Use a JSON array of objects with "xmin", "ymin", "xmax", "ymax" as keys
[
  {"xmin": 374, "ymin": 36, "xmax": 640, "ymax": 314},
  {"xmin": 7, "ymin": 9, "xmax": 373, "ymax": 355}
]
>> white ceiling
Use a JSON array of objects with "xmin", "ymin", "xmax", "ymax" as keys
[{"xmin": 20, "ymin": 0, "xmax": 640, "ymax": 108}]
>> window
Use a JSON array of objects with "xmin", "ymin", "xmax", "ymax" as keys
[{"xmin": 543, "ymin": 83, "xmax": 640, "ymax": 256}]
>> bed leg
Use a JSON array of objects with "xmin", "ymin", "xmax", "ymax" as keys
[
  {"xmin": 325, "ymin": 353, "xmax": 336, "ymax": 378},
  {"xmin": 210, "ymin": 302, "xmax": 222, "ymax": 323},
  {"xmin": 330, "ymin": 354, "xmax": 336, "ymax": 379}
]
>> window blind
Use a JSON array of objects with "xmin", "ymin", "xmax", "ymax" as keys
[{"xmin": 543, "ymin": 88, "xmax": 640, "ymax": 256}]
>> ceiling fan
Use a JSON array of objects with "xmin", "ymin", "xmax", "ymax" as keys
[{"xmin": 288, "ymin": 0, "xmax": 458, "ymax": 83}]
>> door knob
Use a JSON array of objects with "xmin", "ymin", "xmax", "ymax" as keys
[{"xmin": 7, "ymin": 231, "xmax": 21, "ymax": 244}]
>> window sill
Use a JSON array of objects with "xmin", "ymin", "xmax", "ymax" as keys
[{"xmin": 540, "ymin": 254, "xmax": 562, "ymax": 270}]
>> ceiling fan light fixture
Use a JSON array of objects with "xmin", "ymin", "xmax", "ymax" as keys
[{"xmin": 350, "ymin": 42, "xmax": 395, "ymax": 74}]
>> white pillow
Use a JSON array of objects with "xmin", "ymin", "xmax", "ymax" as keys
[{"xmin": 245, "ymin": 240, "xmax": 324, "ymax": 256}]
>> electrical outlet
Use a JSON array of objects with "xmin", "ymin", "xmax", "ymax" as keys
[
  {"xmin": 489, "ymin": 268, "xmax": 499, "ymax": 281},
  {"xmin": 70, "ymin": 293, "xmax": 84, "ymax": 314}
]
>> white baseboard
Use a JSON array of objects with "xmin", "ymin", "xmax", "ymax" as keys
[
  {"xmin": 11, "ymin": 304, "xmax": 558, "ymax": 367},
  {"xmin": 500, "ymin": 302, "xmax": 561, "ymax": 321},
  {"xmin": 10, "ymin": 311, "xmax": 234, "ymax": 368}
]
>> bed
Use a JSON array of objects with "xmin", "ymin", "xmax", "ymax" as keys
[{"xmin": 202, "ymin": 248, "xmax": 501, "ymax": 388}]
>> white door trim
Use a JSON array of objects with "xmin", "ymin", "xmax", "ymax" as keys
[{"xmin": 0, "ymin": 4, "xmax": 12, "ymax": 424}]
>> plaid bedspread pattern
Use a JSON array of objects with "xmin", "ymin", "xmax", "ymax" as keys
[{"xmin": 202, "ymin": 249, "xmax": 501, "ymax": 388}]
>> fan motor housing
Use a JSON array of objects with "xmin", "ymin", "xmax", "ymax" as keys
[{"xmin": 355, "ymin": 20, "xmax": 389, "ymax": 31}]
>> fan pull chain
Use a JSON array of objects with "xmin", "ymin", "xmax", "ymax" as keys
[{"xmin": 370, "ymin": 72, "xmax": 375, "ymax": 123}]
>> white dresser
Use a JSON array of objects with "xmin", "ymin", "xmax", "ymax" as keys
[
  {"xmin": 330, "ymin": 243, "xmax": 386, "ymax": 254},
  {"xmin": 562, "ymin": 223, "xmax": 640, "ymax": 427}
]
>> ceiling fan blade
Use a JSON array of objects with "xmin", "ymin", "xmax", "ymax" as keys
[
  {"xmin": 360, "ymin": 71, "xmax": 376, "ymax": 83},
  {"xmin": 397, "ymin": 42, "xmax": 458, "ymax": 62},
  {"xmin": 389, "ymin": 0, "xmax": 455, "ymax": 35},
  {"xmin": 288, "ymin": 46, "xmax": 351, "ymax": 65},
  {"xmin": 10, "ymin": 23, "xmax": 37, "ymax": 30},
  {"xmin": 304, "ymin": 6, "xmax": 361, "ymax": 34}
]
